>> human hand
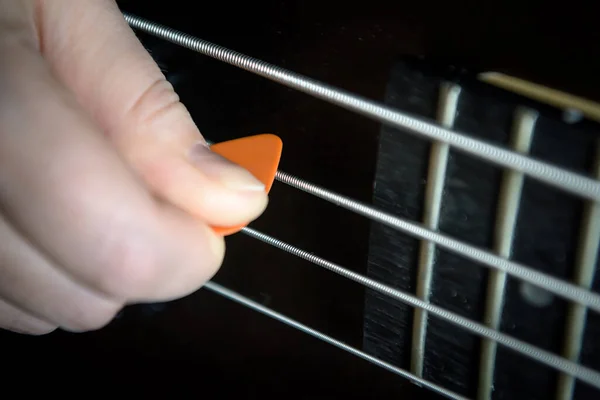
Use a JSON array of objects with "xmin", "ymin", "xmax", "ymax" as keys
[{"xmin": 0, "ymin": 0, "xmax": 268, "ymax": 334}]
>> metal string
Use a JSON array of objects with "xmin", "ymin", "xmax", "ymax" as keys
[
  {"xmin": 123, "ymin": 11, "xmax": 600, "ymax": 312},
  {"xmin": 203, "ymin": 281, "xmax": 469, "ymax": 400},
  {"xmin": 123, "ymin": 11, "xmax": 600, "ymax": 396},
  {"xmin": 123, "ymin": 12, "xmax": 600, "ymax": 202},
  {"xmin": 239, "ymin": 227, "xmax": 600, "ymax": 390},
  {"xmin": 204, "ymin": 133, "xmax": 600, "ymax": 313},
  {"xmin": 273, "ymin": 170, "xmax": 600, "ymax": 313}
]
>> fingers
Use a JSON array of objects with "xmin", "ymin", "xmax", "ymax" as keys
[
  {"xmin": 0, "ymin": 214, "xmax": 122, "ymax": 332},
  {"xmin": 0, "ymin": 19, "xmax": 224, "ymax": 302},
  {"xmin": 38, "ymin": 0, "xmax": 268, "ymax": 228},
  {"xmin": 0, "ymin": 299, "xmax": 56, "ymax": 336}
]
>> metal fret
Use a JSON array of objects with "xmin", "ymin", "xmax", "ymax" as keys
[
  {"xmin": 411, "ymin": 82, "xmax": 461, "ymax": 377},
  {"xmin": 478, "ymin": 108, "xmax": 538, "ymax": 399}
]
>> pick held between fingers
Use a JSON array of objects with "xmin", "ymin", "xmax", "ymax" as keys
[{"xmin": 0, "ymin": 14, "xmax": 224, "ymax": 303}]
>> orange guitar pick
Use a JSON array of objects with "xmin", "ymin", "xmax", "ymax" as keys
[{"xmin": 209, "ymin": 134, "xmax": 283, "ymax": 236}]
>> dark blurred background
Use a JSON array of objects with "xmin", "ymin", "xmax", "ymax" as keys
[{"xmin": 2, "ymin": 1, "xmax": 598, "ymax": 397}]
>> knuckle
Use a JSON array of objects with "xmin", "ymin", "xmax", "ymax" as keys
[
  {"xmin": 2, "ymin": 318, "xmax": 57, "ymax": 336},
  {"xmin": 128, "ymin": 78, "xmax": 181, "ymax": 128},
  {"xmin": 195, "ymin": 235, "xmax": 225, "ymax": 284},
  {"xmin": 135, "ymin": 155, "xmax": 180, "ymax": 199},
  {"xmin": 0, "ymin": 298, "xmax": 57, "ymax": 336},
  {"xmin": 65, "ymin": 301, "xmax": 123, "ymax": 333},
  {"xmin": 27, "ymin": 325, "xmax": 58, "ymax": 336},
  {"xmin": 195, "ymin": 232, "xmax": 224, "ymax": 278},
  {"xmin": 210, "ymin": 238, "xmax": 226, "ymax": 275},
  {"xmin": 142, "ymin": 231, "xmax": 225, "ymax": 301},
  {"xmin": 95, "ymin": 232, "xmax": 162, "ymax": 299}
]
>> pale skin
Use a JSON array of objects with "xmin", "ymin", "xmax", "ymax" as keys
[{"xmin": 0, "ymin": 0, "xmax": 268, "ymax": 334}]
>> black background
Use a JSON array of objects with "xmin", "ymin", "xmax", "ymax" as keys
[{"xmin": 2, "ymin": 1, "xmax": 598, "ymax": 398}]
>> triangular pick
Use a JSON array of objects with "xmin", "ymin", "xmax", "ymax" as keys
[{"xmin": 209, "ymin": 134, "xmax": 283, "ymax": 236}]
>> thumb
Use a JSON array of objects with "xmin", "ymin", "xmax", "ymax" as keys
[{"xmin": 38, "ymin": 0, "xmax": 268, "ymax": 228}]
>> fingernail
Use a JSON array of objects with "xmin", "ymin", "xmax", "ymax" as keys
[{"xmin": 189, "ymin": 142, "xmax": 265, "ymax": 191}]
